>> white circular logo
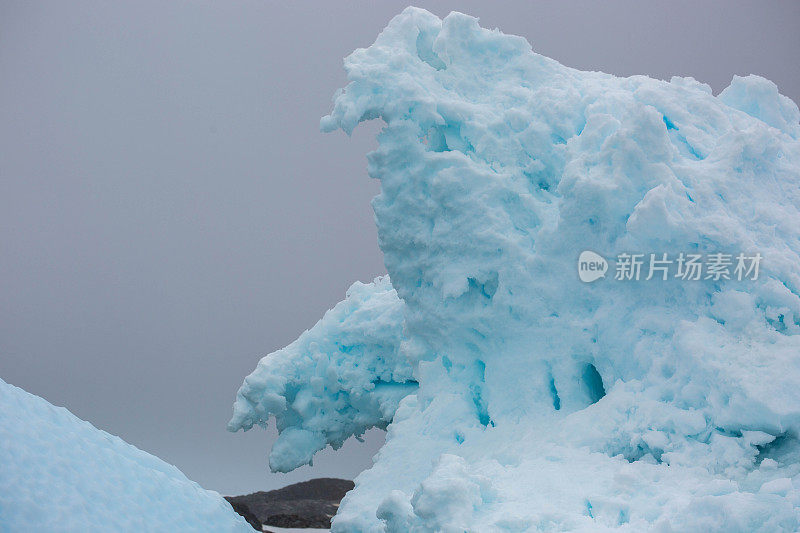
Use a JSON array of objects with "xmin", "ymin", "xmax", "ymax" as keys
[{"xmin": 578, "ymin": 251, "xmax": 608, "ymax": 283}]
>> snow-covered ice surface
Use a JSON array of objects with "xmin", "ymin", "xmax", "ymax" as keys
[
  {"xmin": 0, "ymin": 378, "xmax": 251, "ymax": 532},
  {"xmin": 230, "ymin": 7, "xmax": 800, "ymax": 532}
]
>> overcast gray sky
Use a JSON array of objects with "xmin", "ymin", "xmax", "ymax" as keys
[{"xmin": 1, "ymin": 1, "xmax": 798, "ymax": 496}]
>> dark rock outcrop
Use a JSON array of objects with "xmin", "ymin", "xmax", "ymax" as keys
[
  {"xmin": 226, "ymin": 499, "xmax": 262, "ymax": 531},
  {"xmin": 226, "ymin": 478, "xmax": 355, "ymax": 529}
]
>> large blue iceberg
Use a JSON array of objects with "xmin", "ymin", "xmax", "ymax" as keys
[{"xmin": 230, "ymin": 7, "xmax": 800, "ymax": 531}]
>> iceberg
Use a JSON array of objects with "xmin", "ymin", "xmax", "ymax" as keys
[
  {"xmin": 0, "ymin": 378, "xmax": 252, "ymax": 531},
  {"xmin": 231, "ymin": 7, "xmax": 800, "ymax": 531}
]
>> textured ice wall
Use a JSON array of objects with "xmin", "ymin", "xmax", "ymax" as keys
[
  {"xmin": 232, "ymin": 7, "xmax": 800, "ymax": 531},
  {"xmin": 0, "ymin": 378, "xmax": 251, "ymax": 532}
]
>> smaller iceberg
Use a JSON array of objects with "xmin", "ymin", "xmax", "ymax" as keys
[{"xmin": 0, "ymin": 377, "xmax": 251, "ymax": 532}]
